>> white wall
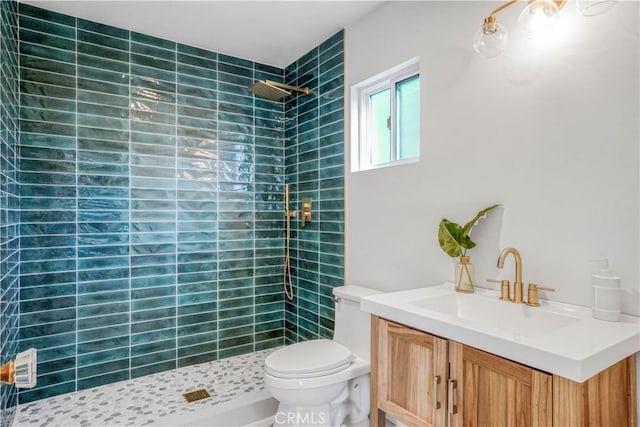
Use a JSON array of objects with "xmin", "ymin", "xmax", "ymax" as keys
[{"xmin": 345, "ymin": 1, "xmax": 639, "ymax": 316}]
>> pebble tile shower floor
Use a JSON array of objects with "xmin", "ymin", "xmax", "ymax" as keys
[{"xmin": 13, "ymin": 349, "xmax": 275, "ymax": 426}]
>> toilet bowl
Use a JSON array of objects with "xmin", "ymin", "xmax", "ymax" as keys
[{"xmin": 264, "ymin": 285, "xmax": 379, "ymax": 427}]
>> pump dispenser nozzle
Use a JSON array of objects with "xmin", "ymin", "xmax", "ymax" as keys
[{"xmin": 591, "ymin": 258, "xmax": 613, "ymax": 277}]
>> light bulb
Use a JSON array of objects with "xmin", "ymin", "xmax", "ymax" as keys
[
  {"xmin": 576, "ymin": 0, "xmax": 617, "ymax": 16},
  {"xmin": 473, "ymin": 21, "xmax": 508, "ymax": 58},
  {"xmin": 518, "ymin": 0, "xmax": 560, "ymax": 39}
]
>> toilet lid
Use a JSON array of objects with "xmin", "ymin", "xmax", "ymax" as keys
[{"xmin": 265, "ymin": 339, "xmax": 354, "ymax": 378}]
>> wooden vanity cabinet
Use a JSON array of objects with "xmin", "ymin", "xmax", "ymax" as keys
[{"xmin": 371, "ymin": 316, "xmax": 637, "ymax": 427}]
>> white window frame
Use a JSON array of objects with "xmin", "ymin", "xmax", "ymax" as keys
[{"xmin": 351, "ymin": 57, "xmax": 420, "ymax": 172}]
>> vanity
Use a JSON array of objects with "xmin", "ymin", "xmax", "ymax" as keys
[{"xmin": 361, "ymin": 283, "xmax": 639, "ymax": 427}]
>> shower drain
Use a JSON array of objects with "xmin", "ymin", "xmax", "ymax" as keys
[{"xmin": 183, "ymin": 388, "xmax": 211, "ymax": 403}]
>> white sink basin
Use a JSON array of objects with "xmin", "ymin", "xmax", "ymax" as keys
[
  {"xmin": 360, "ymin": 283, "xmax": 640, "ymax": 382},
  {"xmin": 411, "ymin": 292, "xmax": 580, "ymax": 338}
]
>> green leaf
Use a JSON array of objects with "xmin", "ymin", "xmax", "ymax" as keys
[
  {"xmin": 438, "ymin": 219, "xmax": 475, "ymax": 257},
  {"xmin": 462, "ymin": 204, "xmax": 500, "ymax": 236}
]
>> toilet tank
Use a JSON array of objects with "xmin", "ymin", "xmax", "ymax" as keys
[{"xmin": 332, "ymin": 285, "xmax": 381, "ymax": 361}]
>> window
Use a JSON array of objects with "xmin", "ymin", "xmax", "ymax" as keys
[{"xmin": 351, "ymin": 58, "xmax": 420, "ymax": 172}]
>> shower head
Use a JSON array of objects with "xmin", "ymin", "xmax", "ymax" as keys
[{"xmin": 247, "ymin": 80, "xmax": 310, "ymax": 101}]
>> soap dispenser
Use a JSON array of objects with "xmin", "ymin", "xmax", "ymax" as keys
[{"xmin": 591, "ymin": 258, "xmax": 621, "ymax": 322}]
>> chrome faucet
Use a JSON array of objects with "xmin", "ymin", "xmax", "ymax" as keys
[{"xmin": 497, "ymin": 247, "xmax": 524, "ymax": 303}]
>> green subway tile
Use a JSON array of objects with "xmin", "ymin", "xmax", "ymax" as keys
[
  {"xmin": 131, "ymin": 361, "xmax": 176, "ymax": 379},
  {"xmin": 77, "ymin": 348, "xmax": 129, "ymax": 367},
  {"xmin": 219, "ymin": 325, "xmax": 253, "ymax": 340},
  {"xmin": 131, "ymin": 53, "xmax": 175, "ymax": 72},
  {"xmin": 178, "ymin": 321, "xmax": 217, "ymax": 337},
  {"xmin": 20, "ymin": 68, "xmax": 76, "ymax": 88},
  {"xmin": 20, "ymin": 94, "xmax": 75, "ymax": 113},
  {"xmin": 77, "ymin": 18, "xmax": 129, "ymax": 39},
  {"xmin": 77, "ymin": 313, "xmax": 129, "ymax": 331},
  {"xmin": 77, "ymin": 324, "xmax": 129, "ymax": 343},
  {"xmin": 78, "ymin": 336, "xmax": 129, "ymax": 355},
  {"xmin": 77, "ymin": 302, "xmax": 129, "ymax": 318},
  {"xmin": 77, "ymin": 277, "xmax": 129, "ymax": 293},
  {"xmin": 77, "ymin": 53, "xmax": 129, "ymax": 74},
  {"xmin": 131, "ymin": 318, "xmax": 176, "ymax": 335},
  {"xmin": 131, "ymin": 351, "xmax": 175, "ymax": 369},
  {"xmin": 19, "ymin": 14, "xmax": 75, "ymax": 39},
  {"xmin": 20, "ymin": 55, "xmax": 75, "ymax": 76},
  {"xmin": 131, "ymin": 70, "xmax": 176, "ymax": 92},
  {"xmin": 217, "ymin": 308, "xmax": 253, "ymax": 325},
  {"xmin": 77, "ymin": 41, "xmax": 129, "ymax": 63},
  {"xmin": 177, "ymin": 332, "xmax": 217, "ymax": 348},
  {"xmin": 77, "ymin": 290, "xmax": 129, "ymax": 306},
  {"xmin": 255, "ymin": 338, "xmax": 282, "ymax": 352},
  {"xmin": 132, "ymin": 41, "xmax": 175, "ymax": 61},
  {"xmin": 131, "ymin": 329, "xmax": 175, "ymax": 346},
  {"xmin": 130, "ymin": 304, "xmax": 176, "ymax": 321},
  {"xmin": 177, "ymin": 311, "xmax": 216, "ymax": 328},
  {"xmin": 177, "ymin": 64, "xmax": 216, "ymax": 82},
  {"xmin": 218, "ymin": 335, "xmax": 252, "ymax": 351},
  {"xmin": 219, "ymin": 344, "xmax": 254, "ymax": 359},
  {"xmin": 77, "ymin": 347, "xmax": 129, "ymax": 370},
  {"xmin": 77, "ymin": 65, "xmax": 129, "ymax": 85},
  {"xmin": 132, "ymin": 31, "xmax": 175, "ymax": 51},
  {"xmin": 219, "ymin": 53, "xmax": 252, "ymax": 69},
  {"xmin": 255, "ymin": 318, "xmax": 283, "ymax": 334},
  {"xmin": 78, "ymin": 77, "xmax": 129, "ymax": 97},
  {"xmin": 19, "ymin": 332, "xmax": 77, "ymax": 351},
  {"xmin": 178, "ymin": 351, "xmax": 217, "ymax": 368},
  {"xmin": 77, "ymin": 103, "xmax": 129, "ymax": 121},
  {"xmin": 20, "ymin": 247, "xmax": 76, "ymax": 262},
  {"xmin": 77, "ymin": 29, "xmax": 128, "ymax": 50},
  {"xmin": 19, "ymin": 321, "xmax": 76, "ymax": 340},
  {"xmin": 177, "ymin": 342, "xmax": 217, "ymax": 359},
  {"xmin": 132, "ymin": 339, "xmax": 175, "ymax": 357},
  {"xmin": 20, "ymin": 3, "xmax": 76, "ymax": 26},
  {"xmin": 177, "ymin": 43, "xmax": 216, "ymax": 60},
  {"xmin": 19, "ymin": 28, "xmax": 75, "ymax": 52}
]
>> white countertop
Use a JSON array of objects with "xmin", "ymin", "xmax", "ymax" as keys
[{"xmin": 361, "ymin": 283, "xmax": 640, "ymax": 383}]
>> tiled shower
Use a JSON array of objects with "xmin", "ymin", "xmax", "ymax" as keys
[{"xmin": 0, "ymin": 2, "xmax": 344, "ymax": 423}]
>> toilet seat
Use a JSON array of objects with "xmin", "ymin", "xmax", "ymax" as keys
[{"xmin": 265, "ymin": 339, "xmax": 355, "ymax": 379}]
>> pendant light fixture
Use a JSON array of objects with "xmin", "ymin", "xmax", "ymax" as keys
[
  {"xmin": 518, "ymin": 0, "xmax": 560, "ymax": 39},
  {"xmin": 473, "ymin": 0, "xmax": 617, "ymax": 59}
]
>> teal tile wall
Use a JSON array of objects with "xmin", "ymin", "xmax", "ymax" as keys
[
  {"xmin": 0, "ymin": 1, "xmax": 19, "ymax": 424},
  {"xmin": 17, "ymin": 3, "xmax": 289, "ymax": 403},
  {"xmin": 284, "ymin": 32, "xmax": 345, "ymax": 343},
  {"xmin": 13, "ymin": 3, "xmax": 344, "ymax": 405}
]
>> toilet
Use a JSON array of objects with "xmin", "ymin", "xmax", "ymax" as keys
[{"xmin": 264, "ymin": 285, "xmax": 380, "ymax": 427}]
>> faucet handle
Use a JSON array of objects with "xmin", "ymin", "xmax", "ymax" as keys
[
  {"xmin": 487, "ymin": 279, "xmax": 512, "ymax": 301},
  {"xmin": 526, "ymin": 284, "xmax": 555, "ymax": 307}
]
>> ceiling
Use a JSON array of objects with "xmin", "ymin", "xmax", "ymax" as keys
[{"xmin": 21, "ymin": 1, "xmax": 385, "ymax": 68}]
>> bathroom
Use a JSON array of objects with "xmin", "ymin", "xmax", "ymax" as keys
[{"xmin": 0, "ymin": 0, "xmax": 638, "ymax": 426}]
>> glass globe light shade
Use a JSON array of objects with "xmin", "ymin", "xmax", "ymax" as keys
[
  {"xmin": 518, "ymin": 0, "xmax": 560, "ymax": 39},
  {"xmin": 576, "ymin": 0, "xmax": 617, "ymax": 16},
  {"xmin": 473, "ymin": 22, "xmax": 508, "ymax": 58}
]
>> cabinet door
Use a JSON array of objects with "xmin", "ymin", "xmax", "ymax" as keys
[
  {"xmin": 449, "ymin": 341, "xmax": 552, "ymax": 427},
  {"xmin": 373, "ymin": 317, "xmax": 448, "ymax": 427}
]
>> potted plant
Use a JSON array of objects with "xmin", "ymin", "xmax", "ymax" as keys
[{"xmin": 438, "ymin": 204, "xmax": 500, "ymax": 293}]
